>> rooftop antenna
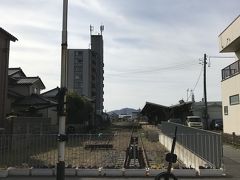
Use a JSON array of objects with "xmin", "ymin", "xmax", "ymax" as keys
[
  {"xmin": 90, "ymin": 24, "xmax": 94, "ymax": 36},
  {"xmin": 100, "ymin": 25, "xmax": 104, "ymax": 35},
  {"xmin": 89, "ymin": 25, "xmax": 94, "ymax": 49}
]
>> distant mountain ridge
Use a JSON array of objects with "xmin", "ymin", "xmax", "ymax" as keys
[{"xmin": 108, "ymin": 108, "xmax": 139, "ymax": 115}]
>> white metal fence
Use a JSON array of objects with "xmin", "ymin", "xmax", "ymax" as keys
[{"xmin": 159, "ymin": 122, "xmax": 223, "ymax": 168}]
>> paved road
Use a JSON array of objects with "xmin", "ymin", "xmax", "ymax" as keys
[{"xmin": 222, "ymin": 145, "xmax": 240, "ymax": 179}]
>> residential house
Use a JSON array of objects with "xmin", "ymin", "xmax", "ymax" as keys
[
  {"xmin": 41, "ymin": 87, "xmax": 59, "ymax": 125},
  {"xmin": 5, "ymin": 68, "xmax": 58, "ymax": 134},
  {"xmin": 219, "ymin": 15, "xmax": 240, "ymax": 135},
  {"xmin": 0, "ymin": 28, "xmax": 17, "ymax": 128},
  {"xmin": 7, "ymin": 67, "xmax": 46, "ymax": 115}
]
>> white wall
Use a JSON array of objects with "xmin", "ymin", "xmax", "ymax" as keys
[{"xmin": 221, "ymin": 74, "xmax": 240, "ymax": 135}]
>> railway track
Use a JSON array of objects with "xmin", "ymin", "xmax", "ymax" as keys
[{"xmin": 123, "ymin": 124, "xmax": 150, "ymax": 169}]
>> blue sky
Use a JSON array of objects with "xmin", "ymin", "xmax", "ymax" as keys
[{"xmin": 1, "ymin": 0, "xmax": 239, "ymax": 111}]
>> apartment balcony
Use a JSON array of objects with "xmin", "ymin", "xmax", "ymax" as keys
[
  {"xmin": 222, "ymin": 59, "xmax": 240, "ymax": 81},
  {"xmin": 219, "ymin": 15, "xmax": 240, "ymax": 53}
]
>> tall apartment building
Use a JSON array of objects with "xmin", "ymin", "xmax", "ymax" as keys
[
  {"xmin": 67, "ymin": 34, "xmax": 104, "ymax": 115},
  {"xmin": 0, "ymin": 28, "xmax": 17, "ymax": 128}
]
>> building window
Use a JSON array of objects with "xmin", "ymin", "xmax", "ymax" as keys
[
  {"xmin": 74, "ymin": 66, "xmax": 82, "ymax": 72},
  {"xmin": 34, "ymin": 88, "xmax": 38, "ymax": 94},
  {"xmin": 74, "ymin": 81, "xmax": 82, "ymax": 89},
  {"xmin": 224, "ymin": 106, "xmax": 228, "ymax": 115},
  {"xmin": 75, "ymin": 75, "xmax": 80, "ymax": 80},
  {"xmin": 74, "ymin": 51, "xmax": 83, "ymax": 57},
  {"xmin": 75, "ymin": 58, "xmax": 83, "ymax": 64},
  {"xmin": 229, "ymin": 94, "xmax": 239, "ymax": 105}
]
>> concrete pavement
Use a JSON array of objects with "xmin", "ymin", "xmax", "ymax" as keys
[{"xmin": 222, "ymin": 145, "xmax": 240, "ymax": 179}]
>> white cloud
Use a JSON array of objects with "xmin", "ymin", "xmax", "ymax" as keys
[{"xmin": 1, "ymin": 0, "xmax": 240, "ymax": 111}]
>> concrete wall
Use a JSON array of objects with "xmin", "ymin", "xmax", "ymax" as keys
[
  {"xmin": 47, "ymin": 107, "xmax": 58, "ymax": 125},
  {"xmin": 159, "ymin": 133, "xmax": 210, "ymax": 170},
  {"xmin": 192, "ymin": 103, "xmax": 222, "ymax": 126},
  {"xmin": 9, "ymin": 117, "xmax": 53, "ymax": 134},
  {"xmin": 221, "ymin": 74, "xmax": 240, "ymax": 135}
]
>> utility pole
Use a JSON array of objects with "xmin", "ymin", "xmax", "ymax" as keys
[
  {"xmin": 57, "ymin": 0, "xmax": 68, "ymax": 180},
  {"xmin": 203, "ymin": 53, "xmax": 208, "ymax": 129}
]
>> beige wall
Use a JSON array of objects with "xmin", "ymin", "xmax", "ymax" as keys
[
  {"xmin": 219, "ymin": 16, "xmax": 240, "ymax": 52},
  {"xmin": 221, "ymin": 74, "xmax": 240, "ymax": 135}
]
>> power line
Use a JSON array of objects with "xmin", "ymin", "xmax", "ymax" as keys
[
  {"xmin": 187, "ymin": 64, "xmax": 203, "ymax": 100},
  {"xmin": 105, "ymin": 61, "xmax": 197, "ymax": 77},
  {"xmin": 193, "ymin": 65, "xmax": 203, "ymax": 91}
]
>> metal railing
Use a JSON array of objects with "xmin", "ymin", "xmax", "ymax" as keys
[
  {"xmin": 222, "ymin": 59, "xmax": 240, "ymax": 80},
  {"xmin": 159, "ymin": 122, "xmax": 223, "ymax": 168},
  {"xmin": 0, "ymin": 132, "xmax": 166, "ymax": 169}
]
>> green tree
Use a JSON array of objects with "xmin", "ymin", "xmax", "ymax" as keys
[{"xmin": 66, "ymin": 93, "xmax": 93, "ymax": 125}]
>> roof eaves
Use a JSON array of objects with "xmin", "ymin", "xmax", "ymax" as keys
[{"xmin": 0, "ymin": 27, "xmax": 18, "ymax": 41}]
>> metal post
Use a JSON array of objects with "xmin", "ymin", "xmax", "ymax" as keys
[
  {"xmin": 57, "ymin": 0, "xmax": 68, "ymax": 180},
  {"xmin": 203, "ymin": 53, "xmax": 208, "ymax": 129}
]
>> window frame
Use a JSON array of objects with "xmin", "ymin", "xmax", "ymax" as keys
[
  {"xmin": 224, "ymin": 106, "xmax": 228, "ymax": 115},
  {"xmin": 229, "ymin": 94, "xmax": 239, "ymax": 105}
]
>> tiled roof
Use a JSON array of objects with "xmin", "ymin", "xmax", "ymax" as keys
[
  {"xmin": 8, "ymin": 67, "xmax": 26, "ymax": 77},
  {"xmin": 14, "ymin": 94, "xmax": 57, "ymax": 106},
  {"xmin": 8, "ymin": 89, "xmax": 24, "ymax": 98},
  {"xmin": 0, "ymin": 27, "xmax": 18, "ymax": 41},
  {"xmin": 16, "ymin": 77, "xmax": 39, "ymax": 85},
  {"xmin": 8, "ymin": 68, "xmax": 20, "ymax": 76},
  {"xmin": 8, "ymin": 68, "xmax": 45, "ymax": 89},
  {"xmin": 41, "ymin": 87, "xmax": 60, "ymax": 98},
  {"xmin": 14, "ymin": 76, "xmax": 45, "ymax": 89}
]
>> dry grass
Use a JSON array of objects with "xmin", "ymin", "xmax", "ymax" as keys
[{"xmin": 0, "ymin": 122, "xmax": 171, "ymax": 169}]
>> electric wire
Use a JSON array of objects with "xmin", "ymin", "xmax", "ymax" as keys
[
  {"xmin": 187, "ymin": 64, "xmax": 203, "ymax": 100},
  {"xmin": 105, "ymin": 61, "xmax": 197, "ymax": 77}
]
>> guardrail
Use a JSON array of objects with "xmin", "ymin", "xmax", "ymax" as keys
[{"xmin": 159, "ymin": 122, "xmax": 223, "ymax": 168}]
